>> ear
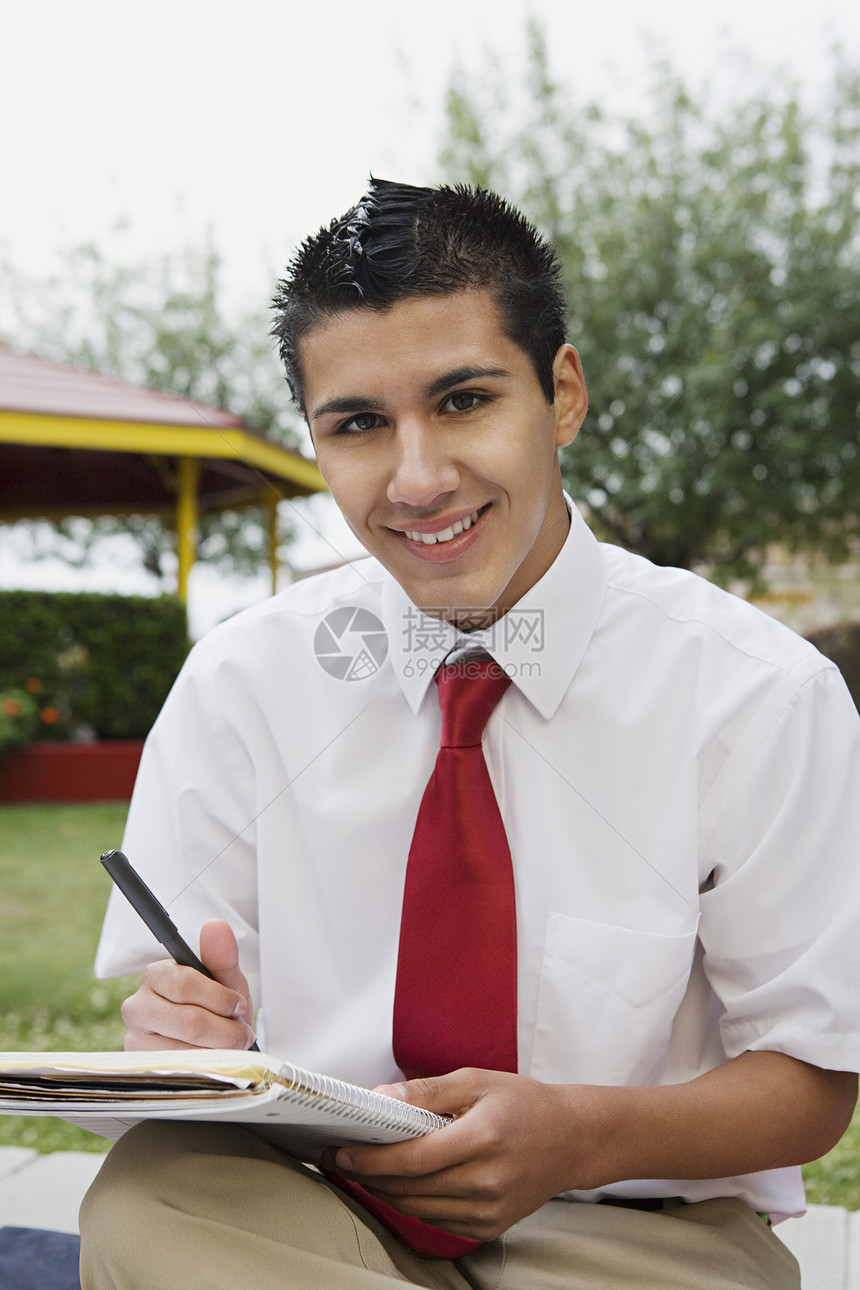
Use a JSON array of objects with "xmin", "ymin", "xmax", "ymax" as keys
[{"xmin": 552, "ymin": 345, "xmax": 588, "ymax": 449}]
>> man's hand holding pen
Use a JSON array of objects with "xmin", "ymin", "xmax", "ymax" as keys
[{"xmin": 122, "ymin": 920, "xmax": 257, "ymax": 1052}]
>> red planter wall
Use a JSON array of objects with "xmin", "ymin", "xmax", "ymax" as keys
[{"xmin": 0, "ymin": 741, "xmax": 144, "ymax": 803}]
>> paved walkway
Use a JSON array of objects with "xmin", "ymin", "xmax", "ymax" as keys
[{"xmin": 0, "ymin": 1146, "xmax": 858, "ymax": 1287}]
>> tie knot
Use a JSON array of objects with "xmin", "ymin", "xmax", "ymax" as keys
[{"xmin": 436, "ymin": 658, "xmax": 511, "ymax": 748}]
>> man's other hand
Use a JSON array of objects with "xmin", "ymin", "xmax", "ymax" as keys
[
  {"xmin": 121, "ymin": 919, "xmax": 255, "ymax": 1051},
  {"xmin": 328, "ymin": 1055, "xmax": 858, "ymax": 1242},
  {"xmin": 329, "ymin": 1069, "xmax": 578, "ymax": 1241}
]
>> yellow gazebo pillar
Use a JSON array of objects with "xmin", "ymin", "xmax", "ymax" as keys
[
  {"xmin": 176, "ymin": 456, "xmax": 200, "ymax": 604},
  {"xmin": 267, "ymin": 493, "xmax": 280, "ymax": 596}
]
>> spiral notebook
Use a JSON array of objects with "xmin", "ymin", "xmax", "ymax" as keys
[{"xmin": 0, "ymin": 1050, "xmax": 449, "ymax": 1161}]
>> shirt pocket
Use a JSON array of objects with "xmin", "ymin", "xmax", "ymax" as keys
[{"xmin": 528, "ymin": 912, "xmax": 700, "ymax": 1086}]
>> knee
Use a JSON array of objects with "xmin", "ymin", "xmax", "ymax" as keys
[
  {"xmin": 79, "ymin": 1120, "xmax": 291, "ymax": 1248},
  {"xmin": 80, "ymin": 1119, "xmax": 214, "ymax": 1278},
  {"xmin": 79, "ymin": 1123, "xmax": 168, "ymax": 1241}
]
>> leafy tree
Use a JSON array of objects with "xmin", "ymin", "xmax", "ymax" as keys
[
  {"xmin": 441, "ymin": 26, "xmax": 860, "ymax": 582},
  {"xmin": 0, "ymin": 237, "xmax": 303, "ymax": 581}
]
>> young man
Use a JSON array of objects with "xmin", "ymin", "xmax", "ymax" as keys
[{"xmin": 80, "ymin": 180, "xmax": 860, "ymax": 1289}]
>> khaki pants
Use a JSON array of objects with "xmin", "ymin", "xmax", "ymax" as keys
[{"xmin": 79, "ymin": 1122, "xmax": 800, "ymax": 1290}]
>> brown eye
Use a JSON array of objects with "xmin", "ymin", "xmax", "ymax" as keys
[
  {"xmin": 340, "ymin": 413, "xmax": 381, "ymax": 434},
  {"xmin": 443, "ymin": 392, "xmax": 483, "ymax": 413}
]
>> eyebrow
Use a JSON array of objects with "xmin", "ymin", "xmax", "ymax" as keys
[
  {"xmin": 424, "ymin": 365, "xmax": 511, "ymax": 399},
  {"xmin": 310, "ymin": 395, "xmax": 378, "ymax": 421},
  {"xmin": 310, "ymin": 366, "xmax": 512, "ymax": 423}
]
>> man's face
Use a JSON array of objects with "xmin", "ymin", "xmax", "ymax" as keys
[{"xmin": 301, "ymin": 289, "xmax": 587, "ymax": 629}]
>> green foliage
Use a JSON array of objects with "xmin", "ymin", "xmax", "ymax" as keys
[
  {"xmin": 441, "ymin": 27, "xmax": 860, "ymax": 577},
  {"xmin": 0, "ymin": 687, "xmax": 39, "ymax": 753},
  {"xmin": 0, "ymin": 237, "xmax": 301, "ymax": 580},
  {"xmin": 0, "ymin": 591, "xmax": 188, "ymax": 740},
  {"xmin": 801, "ymin": 1113, "xmax": 860, "ymax": 1211},
  {"xmin": 0, "ymin": 802, "xmax": 132, "ymax": 1154}
]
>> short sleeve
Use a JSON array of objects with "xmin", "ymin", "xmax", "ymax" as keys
[
  {"xmin": 94, "ymin": 642, "xmax": 261, "ymax": 1004},
  {"xmin": 699, "ymin": 663, "xmax": 860, "ymax": 1071}
]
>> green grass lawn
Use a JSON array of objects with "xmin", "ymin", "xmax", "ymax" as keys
[
  {"xmin": 1, "ymin": 804, "xmax": 859, "ymax": 1208},
  {"xmin": 0, "ymin": 802, "xmax": 136, "ymax": 1153}
]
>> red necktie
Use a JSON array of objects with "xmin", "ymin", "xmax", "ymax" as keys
[
  {"xmin": 393, "ymin": 657, "xmax": 518, "ymax": 1080},
  {"xmin": 330, "ymin": 658, "xmax": 518, "ymax": 1259}
]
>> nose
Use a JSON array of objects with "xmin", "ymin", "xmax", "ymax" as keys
[{"xmin": 386, "ymin": 420, "xmax": 460, "ymax": 508}]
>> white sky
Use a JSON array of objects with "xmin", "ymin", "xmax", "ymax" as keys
[{"xmin": 3, "ymin": 0, "xmax": 859, "ymax": 635}]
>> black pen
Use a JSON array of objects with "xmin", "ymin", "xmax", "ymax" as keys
[{"xmin": 100, "ymin": 849, "xmax": 260, "ymax": 1052}]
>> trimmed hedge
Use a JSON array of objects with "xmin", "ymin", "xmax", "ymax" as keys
[
  {"xmin": 0, "ymin": 592, "xmax": 189, "ymax": 741},
  {"xmin": 807, "ymin": 622, "xmax": 860, "ymax": 713}
]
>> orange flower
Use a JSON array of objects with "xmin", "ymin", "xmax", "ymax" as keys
[
  {"xmin": 2, "ymin": 698, "xmax": 21, "ymax": 717},
  {"xmin": 24, "ymin": 677, "xmax": 43, "ymax": 694},
  {"xmin": 39, "ymin": 707, "xmax": 60, "ymax": 725}
]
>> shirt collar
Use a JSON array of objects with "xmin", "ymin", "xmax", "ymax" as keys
[{"xmin": 382, "ymin": 498, "xmax": 608, "ymax": 720}]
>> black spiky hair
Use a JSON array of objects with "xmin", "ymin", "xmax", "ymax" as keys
[{"xmin": 272, "ymin": 177, "xmax": 567, "ymax": 411}]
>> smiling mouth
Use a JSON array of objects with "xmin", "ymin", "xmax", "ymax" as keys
[{"xmin": 403, "ymin": 506, "xmax": 488, "ymax": 546}]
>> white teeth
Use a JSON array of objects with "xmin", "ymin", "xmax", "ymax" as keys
[{"xmin": 406, "ymin": 509, "xmax": 482, "ymax": 545}]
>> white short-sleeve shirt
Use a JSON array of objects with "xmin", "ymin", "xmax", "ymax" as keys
[{"xmin": 96, "ymin": 502, "xmax": 860, "ymax": 1221}]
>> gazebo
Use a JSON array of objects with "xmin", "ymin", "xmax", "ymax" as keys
[{"xmin": 0, "ymin": 347, "xmax": 325, "ymax": 601}]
